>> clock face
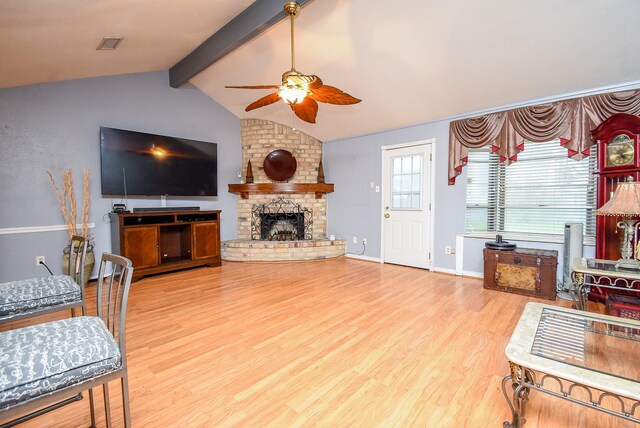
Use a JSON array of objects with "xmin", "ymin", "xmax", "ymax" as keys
[{"xmin": 606, "ymin": 134, "xmax": 635, "ymax": 167}]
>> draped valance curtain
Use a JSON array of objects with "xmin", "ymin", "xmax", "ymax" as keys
[{"xmin": 448, "ymin": 89, "xmax": 640, "ymax": 184}]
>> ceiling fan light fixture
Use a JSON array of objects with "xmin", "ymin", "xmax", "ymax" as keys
[{"xmin": 279, "ymin": 86, "xmax": 308, "ymax": 105}]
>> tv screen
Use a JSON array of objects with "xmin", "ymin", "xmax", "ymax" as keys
[{"xmin": 100, "ymin": 127, "xmax": 218, "ymax": 196}]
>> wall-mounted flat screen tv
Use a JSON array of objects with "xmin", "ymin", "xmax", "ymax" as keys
[{"xmin": 100, "ymin": 127, "xmax": 218, "ymax": 196}]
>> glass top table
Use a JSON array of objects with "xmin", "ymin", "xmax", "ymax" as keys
[
  {"xmin": 570, "ymin": 258, "xmax": 640, "ymax": 311},
  {"xmin": 502, "ymin": 302, "xmax": 640, "ymax": 427},
  {"xmin": 577, "ymin": 258, "xmax": 640, "ymax": 278}
]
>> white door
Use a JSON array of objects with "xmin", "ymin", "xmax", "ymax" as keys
[{"xmin": 382, "ymin": 143, "xmax": 433, "ymax": 269}]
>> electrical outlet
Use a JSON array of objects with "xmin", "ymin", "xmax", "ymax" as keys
[
  {"xmin": 450, "ymin": 247, "xmax": 456, "ymax": 254},
  {"xmin": 36, "ymin": 256, "xmax": 45, "ymax": 266},
  {"xmin": 445, "ymin": 246, "xmax": 452, "ymax": 255},
  {"xmin": 362, "ymin": 238, "xmax": 367, "ymax": 245},
  {"xmin": 352, "ymin": 237, "xmax": 358, "ymax": 244}
]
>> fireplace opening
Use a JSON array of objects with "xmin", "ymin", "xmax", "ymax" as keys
[
  {"xmin": 260, "ymin": 213, "xmax": 304, "ymax": 240},
  {"xmin": 251, "ymin": 197, "xmax": 313, "ymax": 241}
]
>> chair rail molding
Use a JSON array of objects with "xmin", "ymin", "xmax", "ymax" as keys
[{"xmin": 0, "ymin": 223, "xmax": 96, "ymax": 235}]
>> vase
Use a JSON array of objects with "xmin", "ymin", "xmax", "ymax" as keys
[{"xmin": 63, "ymin": 245, "xmax": 95, "ymax": 287}]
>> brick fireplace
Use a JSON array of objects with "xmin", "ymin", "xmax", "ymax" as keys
[{"xmin": 222, "ymin": 119, "xmax": 346, "ymax": 262}]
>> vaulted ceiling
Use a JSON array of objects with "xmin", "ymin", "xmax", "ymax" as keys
[{"xmin": 2, "ymin": 0, "xmax": 639, "ymax": 141}]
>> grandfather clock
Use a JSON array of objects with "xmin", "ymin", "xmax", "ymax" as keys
[{"xmin": 593, "ymin": 113, "xmax": 640, "ymax": 260}]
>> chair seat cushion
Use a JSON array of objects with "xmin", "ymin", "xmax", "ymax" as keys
[
  {"xmin": 0, "ymin": 275, "xmax": 81, "ymax": 319},
  {"xmin": 0, "ymin": 316, "xmax": 121, "ymax": 409}
]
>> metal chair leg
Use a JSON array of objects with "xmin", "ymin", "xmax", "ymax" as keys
[
  {"xmin": 103, "ymin": 382, "xmax": 112, "ymax": 428},
  {"xmin": 88, "ymin": 388, "xmax": 96, "ymax": 428},
  {"xmin": 121, "ymin": 374, "xmax": 131, "ymax": 428}
]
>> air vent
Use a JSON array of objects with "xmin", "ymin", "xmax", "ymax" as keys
[{"xmin": 97, "ymin": 37, "xmax": 123, "ymax": 50}]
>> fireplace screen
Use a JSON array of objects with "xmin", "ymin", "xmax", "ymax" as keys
[{"xmin": 251, "ymin": 197, "xmax": 313, "ymax": 240}]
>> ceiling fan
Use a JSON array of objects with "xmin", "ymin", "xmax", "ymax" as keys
[{"xmin": 225, "ymin": 1, "xmax": 361, "ymax": 124}]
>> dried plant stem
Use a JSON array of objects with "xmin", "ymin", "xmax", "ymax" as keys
[
  {"xmin": 64, "ymin": 169, "xmax": 77, "ymax": 237},
  {"xmin": 82, "ymin": 169, "xmax": 90, "ymax": 239},
  {"xmin": 46, "ymin": 170, "xmax": 74, "ymax": 239},
  {"xmin": 46, "ymin": 168, "xmax": 91, "ymax": 241}
]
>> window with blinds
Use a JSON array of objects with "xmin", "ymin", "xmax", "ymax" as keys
[{"xmin": 465, "ymin": 140, "xmax": 597, "ymax": 237}]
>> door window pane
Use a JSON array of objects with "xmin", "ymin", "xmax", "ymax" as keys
[
  {"xmin": 393, "ymin": 158, "xmax": 402, "ymax": 174},
  {"xmin": 391, "ymin": 154, "xmax": 423, "ymax": 209}
]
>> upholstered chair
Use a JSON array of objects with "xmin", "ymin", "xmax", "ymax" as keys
[
  {"xmin": 0, "ymin": 253, "xmax": 134, "ymax": 427},
  {"xmin": 0, "ymin": 235, "xmax": 88, "ymax": 324}
]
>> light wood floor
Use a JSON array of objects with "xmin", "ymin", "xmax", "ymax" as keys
[{"xmin": 1, "ymin": 258, "xmax": 635, "ymax": 427}]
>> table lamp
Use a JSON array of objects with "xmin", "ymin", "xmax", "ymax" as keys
[{"xmin": 595, "ymin": 181, "xmax": 640, "ymax": 269}]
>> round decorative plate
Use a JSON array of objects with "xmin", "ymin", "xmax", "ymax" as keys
[{"xmin": 263, "ymin": 149, "xmax": 297, "ymax": 181}]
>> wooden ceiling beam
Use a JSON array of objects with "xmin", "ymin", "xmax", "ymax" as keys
[{"xmin": 169, "ymin": 0, "xmax": 313, "ymax": 88}]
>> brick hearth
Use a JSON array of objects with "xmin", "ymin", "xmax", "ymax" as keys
[{"xmin": 222, "ymin": 239, "xmax": 347, "ymax": 262}]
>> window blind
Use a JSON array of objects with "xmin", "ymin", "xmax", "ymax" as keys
[{"xmin": 465, "ymin": 140, "xmax": 597, "ymax": 237}]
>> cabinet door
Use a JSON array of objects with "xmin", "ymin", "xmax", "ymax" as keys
[
  {"xmin": 192, "ymin": 222, "xmax": 220, "ymax": 259},
  {"xmin": 123, "ymin": 226, "xmax": 159, "ymax": 268}
]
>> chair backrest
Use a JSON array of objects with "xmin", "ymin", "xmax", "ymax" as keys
[
  {"xmin": 67, "ymin": 235, "xmax": 88, "ymax": 285},
  {"xmin": 96, "ymin": 253, "xmax": 134, "ymax": 367}
]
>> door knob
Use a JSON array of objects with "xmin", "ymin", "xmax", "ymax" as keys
[{"xmin": 384, "ymin": 213, "xmax": 390, "ymax": 218}]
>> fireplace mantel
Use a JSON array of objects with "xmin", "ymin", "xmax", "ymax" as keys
[{"xmin": 228, "ymin": 183, "xmax": 334, "ymax": 199}]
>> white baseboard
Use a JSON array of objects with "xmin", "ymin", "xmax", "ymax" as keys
[
  {"xmin": 345, "ymin": 253, "xmax": 383, "ymax": 263},
  {"xmin": 432, "ymin": 267, "xmax": 483, "ymax": 278},
  {"xmin": 432, "ymin": 267, "xmax": 457, "ymax": 275},
  {"xmin": 463, "ymin": 270, "xmax": 484, "ymax": 279}
]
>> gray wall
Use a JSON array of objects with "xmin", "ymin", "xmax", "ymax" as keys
[
  {"xmin": 0, "ymin": 71, "xmax": 240, "ymax": 281},
  {"xmin": 325, "ymin": 119, "xmax": 466, "ymax": 270}
]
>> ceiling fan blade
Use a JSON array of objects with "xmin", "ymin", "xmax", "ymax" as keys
[
  {"xmin": 290, "ymin": 97, "xmax": 318, "ymax": 123},
  {"xmin": 309, "ymin": 85, "xmax": 361, "ymax": 105},
  {"xmin": 245, "ymin": 92, "xmax": 282, "ymax": 112},
  {"xmin": 226, "ymin": 85, "xmax": 281, "ymax": 89}
]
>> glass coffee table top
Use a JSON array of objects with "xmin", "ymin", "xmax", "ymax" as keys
[
  {"xmin": 505, "ymin": 303, "xmax": 640, "ymax": 400},
  {"xmin": 531, "ymin": 308, "xmax": 640, "ymax": 382}
]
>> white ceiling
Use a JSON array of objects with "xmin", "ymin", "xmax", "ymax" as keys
[
  {"xmin": 2, "ymin": 0, "xmax": 640, "ymax": 142},
  {"xmin": 0, "ymin": 0, "xmax": 254, "ymax": 88}
]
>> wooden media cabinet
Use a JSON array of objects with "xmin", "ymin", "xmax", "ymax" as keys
[{"xmin": 109, "ymin": 210, "xmax": 221, "ymax": 281}]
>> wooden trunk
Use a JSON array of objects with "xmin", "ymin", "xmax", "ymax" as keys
[{"xmin": 483, "ymin": 248, "xmax": 558, "ymax": 300}]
